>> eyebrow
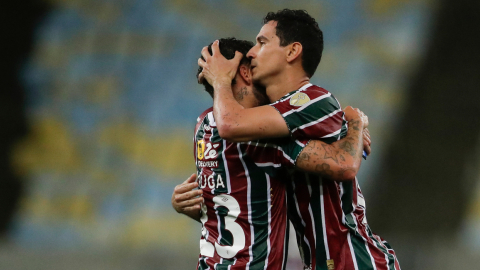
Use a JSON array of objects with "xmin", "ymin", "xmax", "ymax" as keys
[{"xmin": 256, "ymin": 35, "xmax": 268, "ymax": 42}]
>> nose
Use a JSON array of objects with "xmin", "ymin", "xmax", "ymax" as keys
[{"xmin": 246, "ymin": 46, "xmax": 256, "ymax": 59}]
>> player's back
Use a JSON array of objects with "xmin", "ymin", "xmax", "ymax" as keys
[{"xmin": 194, "ymin": 108, "xmax": 288, "ymax": 270}]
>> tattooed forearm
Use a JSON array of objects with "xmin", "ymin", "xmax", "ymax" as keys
[
  {"xmin": 321, "ymin": 143, "xmax": 339, "ymax": 164},
  {"xmin": 339, "ymin": 140, "xmax": 357, "ymax": 157},
  {"xmin": 338, "ymin": 168, "xmax": 356, "ymax": 179},
  {"xmin": 315, "ymin": 163, "xmax": 334, "ymax": 178},
  {"xmin": 349, "ymin": 119, "xmax": 361, "ymax": 131},
  {"xmin": 298, "ymin": 152, "xmax": 311, "ymax": 162},
  {"xmin": 295, "ymin": 115, "xmax": 365, "ymax": 180}
]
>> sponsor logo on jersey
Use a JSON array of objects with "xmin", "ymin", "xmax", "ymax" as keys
[
  {"xmin": 197, "ymin": 140, "xmax": 205, "ymax": 160},
  {"xmin": 326, "ymin": 260, "xmax": 335, "ymax": 270},
  {"xmin": 197, "ymin": 160, "xmax": 218, "ymax": 168},
  {"xmin": 289, "ymin": 92, "xmax": 310, "ymax": 106},
  {"xmin": 197, "ymin": 140, "xmax": 219, "ymax": 161}
]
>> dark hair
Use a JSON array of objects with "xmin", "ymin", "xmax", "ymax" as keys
[
  {"xmin": 197, "ymin": 38, "xmax": 254, "ymax": 97},
  {"xmin": 263, "ymin": 9, "xmax": 323, "ymax": 77}
]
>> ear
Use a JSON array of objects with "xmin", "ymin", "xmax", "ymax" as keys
[
  {"xmin": 286, "ymin": 42, "xmax": 303, "ymax": 63},
  {"xmin": 238, "ymin": 64, "xmax": 252, "ymax": 84}
]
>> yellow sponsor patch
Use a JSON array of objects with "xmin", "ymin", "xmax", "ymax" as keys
[
  {"xmin": 289, "ymin": 92, "xmax": 310, "ymax": 106},
  {"xmin": 197, "ymin": 140, "xmax": 205, "ymax": 160},
  {"xmin": 326, "ymin": 259, "xmax": 335, "ymax": 270}
]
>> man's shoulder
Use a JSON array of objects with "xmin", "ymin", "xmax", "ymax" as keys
[
  {"xmin": 197, "ymin": 107, "xmax": 214, "ymax": 123},
  {"xmin": 195, "ymin": 107, "xmax": 215, "ymax": 134},
  {"xmin": 302, "ymin": 83, "xmax": 329, "ymax": 93},
  {"xmin": 270, "ymin": 83, "xmax": 339, "ymax": 114},
  {"xmin": 294, "ymin": 84, "xmax": 332, "ymax": 105}
]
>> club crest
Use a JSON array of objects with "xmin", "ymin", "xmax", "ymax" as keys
[{"xmin": 289, "ymin": 92, "xmax": 310, "ymax": 106}]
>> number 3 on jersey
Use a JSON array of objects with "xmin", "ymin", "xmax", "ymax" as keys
[{"xmin": 200, "ymin": 194, "xmax": 245, "ymax": 259}]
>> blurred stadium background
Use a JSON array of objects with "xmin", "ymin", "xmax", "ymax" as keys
[{"xmin": 1, "ymin": 0, "xmax": 479, "ymax": 269}]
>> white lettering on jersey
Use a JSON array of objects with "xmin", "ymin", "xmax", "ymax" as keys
[
  {"xmin": 198, "ymin": 174, "xmax": 227, "ymax": 190},
  {"xmin": 208, "ymin": 175, "xmax": 215, "ymax": 189},
  {"xmin": 216, "ymin": 175, "xmax": 225, "ymax": 189},
  {"xmin": 198, "ymin": 160, "xmax": 219, "ymax": 168}
]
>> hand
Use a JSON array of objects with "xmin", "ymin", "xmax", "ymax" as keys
[
  {"xmin": 363, "ymin": 128, "xmax": 371, "ymax": 156},
  {"xmin": 197, "ymin": 40, "xmax": 243, "ymax": 88},
  {"xmin": 344, "ymin": 106, "xmax": 368, "ymax": 128},
  {"xmin": 172, "ymin": 173, "xmax": 204, "ymax": 215}
]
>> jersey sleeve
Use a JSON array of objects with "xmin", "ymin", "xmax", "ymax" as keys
[
  {"xmin": 270, "ymin": 87, "xmax": 348, "ymax": 143},
  {"xmin": 240, "ymin": 137, "xmax": 309, "ymax": 178}
]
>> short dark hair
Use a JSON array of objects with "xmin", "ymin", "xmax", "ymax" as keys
[
  {"xmin": 263, "ymin": 9, "xmax": 323, "ymax": 77},
  {"xmin": 197, "ymin": 38, "xmax": 254, "ymax": 97}
]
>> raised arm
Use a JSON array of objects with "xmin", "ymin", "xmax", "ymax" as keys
[
  {"xmin": 198, "ymin": 40, "xmax": 289, "ymax": 142},
  {"xmin": 295, "ymin": 106, "xmax": 370, "ymax": 181}
]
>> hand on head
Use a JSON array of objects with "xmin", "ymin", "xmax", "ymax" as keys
[{"xmin": 198, "ymin": 40, "xmax": 243, "ymax": 87}]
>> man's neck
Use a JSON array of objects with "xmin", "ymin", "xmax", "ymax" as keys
[
  {"xmin": 232, "ymin": 84, "xmax": 256, "ymax": 109},
  {"xmin": 264, "ymin": 70, "xmax": 310, "ymax": 102}
]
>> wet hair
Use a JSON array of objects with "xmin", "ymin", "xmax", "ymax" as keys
[
  {"xmin": 197, "ymin": 38, "xmax": 254, "ymax": 97},
  {"xmin": 263, "ymin": 9, "xmax": 323, "ymax": 77}
]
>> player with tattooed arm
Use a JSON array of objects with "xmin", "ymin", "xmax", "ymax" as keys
[{"xmin": 198, "ymin": 9, "xmax": 400, "ymax": 270}]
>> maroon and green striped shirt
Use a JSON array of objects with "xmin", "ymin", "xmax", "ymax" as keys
[
  {"xmin": 194, "ymin": 107, "xmax": 305, "ymax": 270},
  {"xmin": 271, "ymin": 83, "xmax": 400, "ymax": 270}
]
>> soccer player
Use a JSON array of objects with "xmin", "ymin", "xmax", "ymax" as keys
[
  {"xmin": 198, "ymin": 9, "xmax": 400, "ymax": 270},
  {"xmin": 176, "ymin": 38, "xmax": 369, "ymax": 270}
]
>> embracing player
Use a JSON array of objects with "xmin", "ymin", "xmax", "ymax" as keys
[
  {"xmin": 174, "ymin": 37, "xmax": 370, "ymax": 269},
  {"xmin": 199, "ymin": 9, "xmax": 400, "ymax": 270}
]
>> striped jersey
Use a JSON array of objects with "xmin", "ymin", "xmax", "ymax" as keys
[
  {"xmin": 270, "ymin": 83, "xmax": 400, "ymax": 270},
  {"xmin": 194, "ymin": 107, "xmax": 305, "ymax": 270}
]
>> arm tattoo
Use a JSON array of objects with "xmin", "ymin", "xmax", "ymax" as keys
[
  {"xmin": 298, "ymin": 152, "xmax": 311, "ymax": 162},
  {"xmin": 321, "ymin": 144, "xmax": 339, "ymax": 164},
  {"xmin": 349, "ymin": 119, "xmax": 361, "ymax": 131},
  {"xmin": 315, "ymin": 163, "xmax": 334, "ymax": 178},
  {"xmin": 339, "ymin": 140, "xmax": 357, "ymax": 157}
]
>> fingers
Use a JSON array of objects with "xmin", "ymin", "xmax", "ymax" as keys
[
  {"xmin": 183, "ymin": 204, "xmax": 202, "ymax": 212},
  {"xmin": 363, "ymin": 140, "xmax": 371, "ymax": 156},
  {"xmin": 363, "ymin": 128, "xmax": 371, "ymax": 141},
  {"xmin": 172, "ymin": 184, "xmax": 203, "ymax": 213},
  {"xmin": 363, "ymin": 132, "xmax": 371, "ymax": 145},
  {"xmin": 176, "ymin": 196, "xmax": 204, "ymax": 208},
  {"xmin": 175, "ymin": 188, "xmax": 203, "ymax": 201},
  {"xmin": 173, "ymin": 174, "xmax": 202, "ymax": 214},
  {"xmin": 174, "ymin": 182, "xmax": 200, "ymax": 196},
  {"xmin": 200, "ymin": 45, "xmax": 212, "ymax": 61},
  {"xmin": 232, "ymin": 50, "xmax": 244, "ymax": 64},
  {"xmin": 198, "ymin": 72, "xmax": 205, "ymax": 84},
  {"xmin": 211, "ymin": 40, "xmax": 220, "ymax": 56},
  {"xmin": 362, "ymin": 113, "xmax": 369, "ymax": 128},
  {"xmin": 183, "ymin": 173, "xmax": 197, "ymax": 184},
  {"xmin": 198, "ymin": 57, "xmax": 207, "ymax": 69},
  {"xmin": 362, "ymin": 128, "xmax": 371, "ymax": 155}
]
